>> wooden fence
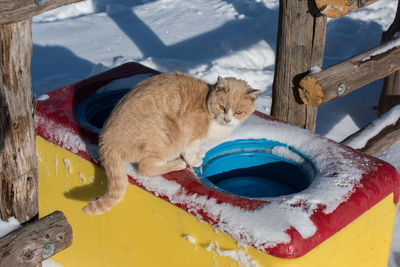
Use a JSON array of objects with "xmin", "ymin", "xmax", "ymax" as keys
[{"xmin": 271, "ymin": 0, "xmax": 400, "ymax": 155}]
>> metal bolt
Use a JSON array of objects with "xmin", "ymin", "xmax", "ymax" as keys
[
  {"xmin": 35, "ymin": 0, "xmax": 48, "ymax": 6},
  {"xmin": 337, "ymin": 83, "xmax": 346, "ymax": 95},
  {"xmin": 42, "ymin": 243, "xmax": 54, "ymax": 259}
]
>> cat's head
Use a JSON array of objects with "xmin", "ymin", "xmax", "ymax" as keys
[{"xmin": 207, "ymin": 76, "xmax": 261, "ymax": 127}]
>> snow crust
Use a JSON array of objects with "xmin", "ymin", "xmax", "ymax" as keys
[
  {"xmin": 42, "ymin": 259, "xmax": 63, "ymax": 267},
  {"xmin": 124, "ymin": 115, "xmax": 374, "ymax": 250},
  {"xmin": 206, "ymin": 241, "xmax": 260, "ymax": 267},
  {"xmin": 344, "ymin": 104, "xmax": 400, "ymax": 149},
  {"xmin": 183, "ymin": 234, "xmax": 196, "ymax": 245},
  {"xmin": 37, "ymin": 94, "xmax": 50, "ymax": 101},
  {"xmin": 309, "ymin": 66, "xmax": 322, "ymax": 74},
  {"xmin": 362, "ymin": 37, "xmax": 400, "ymax": 61},
  {"xmin": 0, "ymin": 217, "xmax": 20, "ymax": 238},
  {"xmin": 35, "ymin": 115, "xmax": 100, "ymax": 162}
]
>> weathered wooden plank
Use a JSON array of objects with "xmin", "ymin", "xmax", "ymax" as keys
[
  {"xmin": 299, "ymin": 41, "xmax": 400, "ymax": 107},
  {"xmin": 0, "ymin": 19, "xmax": 38, "ymax": 224},
  {"xmin": 0, "ymin": 211, "xmax": 73, "ymax": 267},
  {"xmin": 378, "ymin": 0, "xmax": 400, "ymax": 115},
  {"xmin": 316, "ymin": 0, "xmax": 379, "ymax": 18},
  {"xmin": 342, "ymin": 117, "xmax": 400, "ymax": 156},
  {"xmin": 0, "ymin": 0, "xmax": 84, "ymax": 24},
  {"xmin": 271, "ymin": 0, "xmax": 326, "ymax": 131}
]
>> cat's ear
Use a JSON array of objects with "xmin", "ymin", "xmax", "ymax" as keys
[
  {"xmin": 215, "ymin": 76, "xmax": 229, "ymax": 92},
  {"xmin": 246, "ymin": 89, "xmax": 261, "ymax": 101}
]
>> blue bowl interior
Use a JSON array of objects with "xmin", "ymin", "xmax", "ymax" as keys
[
  {"xmin": 194, "ymin": 139, "xmax": 314, "ymax": 198},
  {"xmin": 75, "ymin": 89, "xmax": 130, "ymax": 132}
]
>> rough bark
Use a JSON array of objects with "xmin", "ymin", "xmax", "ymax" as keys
[
  {"xmin": 0, "ymin": 0, "xmax": 84, "ymax": 24},
  {"xmin": 0, "ymin": 19, "xmax": 38, "ymax": 224},
  {"xmin": 299, "ymin": 43, "xmax": 400, "ymax": 107},
  {"xmin": 342, "ymin": 117, "xmax": 400, "ymax": 156},
  {"xmin": 271, "ymin": 0, "xmax": 326, "ymax": 131},
  {"xmin": 316, "ymin": 0, "xmax": 379, "ymax": 18},
  {"xmin": 378, "ymin": 0, "xmax": 400, "ymax": 115},
  {"xmin": 0, "ymin": 211, "xmax": 73, "ymax": 267}
]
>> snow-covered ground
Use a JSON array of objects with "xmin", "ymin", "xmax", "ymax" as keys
[{"xmin": 26, "ymin": 0, "xmax": 400, "ymax": 265}]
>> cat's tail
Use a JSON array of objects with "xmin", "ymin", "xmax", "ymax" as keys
[{"xmin": 82, "ymin": 150, "xmax": 128, "ymax": 215}]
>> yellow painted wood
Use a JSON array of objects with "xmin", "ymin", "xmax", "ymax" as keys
[{"xmin": 37, "ymin": 136, "xmax": 397, "ymax": 267}]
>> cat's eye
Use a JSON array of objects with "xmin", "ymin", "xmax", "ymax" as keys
[
  {"xmin": 235, "ymin": 111, "xmax": 243, "ymax": 115},
  {"xmin": 219, "ymin": 105, "xmax": 226, "ymax": 112}
]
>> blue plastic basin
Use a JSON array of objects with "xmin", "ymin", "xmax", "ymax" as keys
[
  {"xmin": 194, "ymin": 139, "xmax": 314, "ymax": 198},
  {"xmin": 76, "ymin": 89, "xmax": 130, "ymax": 132}
]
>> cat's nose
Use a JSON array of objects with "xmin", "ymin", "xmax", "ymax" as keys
[{"xmin": 224, "ymin": 118, "xmax": 231, "ymax": 123}]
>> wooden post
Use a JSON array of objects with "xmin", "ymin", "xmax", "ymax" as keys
[
  {"xmin": 298, "ymin": 43, "xmax": 400, "ymax": 107},
  {"xmin": 0, "ymin": 211, "xmax": 73, "ymax": 267},
  {"xmin": 271, "ymin": 0, "xmax": 326, "ymax": 131},
  {"xmin": 0, "ymin": 19, "xmax": 38, "ymax": 224},
  {"xmin": 378, "ymin": 0, "xmax": 400, "ymax": 115},
  {"xmin": 0, "ymin": 0, "xmax": 83, "ymax": 24},
  {"xmin": 314, "ymin": 0, "xmax": 380, "ymax": 18},
  {"xmin": 0, "ymin": 0, "xmax": 83, "ymax": 222},
  {"xmin": 0, "ymin": 1, "xmax": 82, "ymax": 264}
]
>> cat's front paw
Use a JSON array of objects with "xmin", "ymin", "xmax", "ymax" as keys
[
  {"xmin": 190, "ymin": 157, "xmax": 203, "ymax": 168},
  {"xmin": 182, "ymin": 153, "xmax": 203, "ymax": 167}
]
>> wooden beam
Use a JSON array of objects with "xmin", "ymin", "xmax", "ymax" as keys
[
  {"xmin": 299, "ymin": 40, "xmax": 400, "ymax": 107},
  {"xmin": 271, "ymin": 0, "xmax": 326, "ymax": 131},
  {"xmin": 316, "ymin": 0, "xmax": 379, "ymax": 18},
  {"xmin": 342, "ymin": 117, "xmax": 400, "ymax": 156},
  {"xmin": 0, "ymin": 19, "xmax": 39, "ymax": 224},
  {"xmin": 0, "ymin": 0, "xmax": 84, "ymax": 25},
  {"xmin": 0, "ymin": 211, "xmax": 73, "ymax": 267},
  {"xmin": 378, "ymin": 0, "xmax": 400, "ymax": 115}
]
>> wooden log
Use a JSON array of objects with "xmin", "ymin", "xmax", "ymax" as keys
[
  {"xmin": 378, "ymin": 0, "xmax": 400, "ymax": 115},
  {"xmin": 342, "ymin": 116, "xmax": 400, "ymax": 156},
  {"xmin": 0, "ymin": 0, "xmax": 84, "ymax": 25},
  {"xmin": 299, "ymin": 41, "xmax": 400, "ymax": 107},
  {"xmin": 316, "ymin": 0, "xmax": 379, "ymax": 18},
  {"xmin": 0, "ymin": 211, "xmax": 73, "ymax": 267},
  {"xmin": 271, "ymin": 0, "xmax": 326, "ymax": 131},
  {"xmin": 0, "ymin": 19, "xmax": 39, "ymax": 224}
]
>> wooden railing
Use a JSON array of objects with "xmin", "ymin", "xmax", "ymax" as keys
[{"xmin": 271, "ymin": 0, "xmax": 400, "ymax": 155}]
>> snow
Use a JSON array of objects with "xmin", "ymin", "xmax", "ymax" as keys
[
  {"xmin": 37, "ymin": 94, "xmax": 50, "ymax": 101},
  {"xmin": 206, "ymin": 241, "xmax": 260, "ymax": 267},
  {"xmin": 309, "ymin": 66, "xmax": 322, "ymax": 74},
  {"xmin": 42, "ymin": 259, "xmax": 63, "ymax": 267},
  {"xmin": 124, "ymin": 115, "xmax": 376, "ymax": 250},
  {"xmin": 344, "ymin": 104, "xmax": 400, "ymax": 149},
  {"xmin": 362, "ymin": 36, "xmax": 400, "ymax": 61},
  {"xmin": 183, "ymin": 234, "xmax": 197, "ymax": 245},
  {"xmin": 0, "ymin": 217, "xmax": 20, "ymax": 238},
  {"xmin": 31, "ymin": 0, "xmax": 400, "ymax": 265}
]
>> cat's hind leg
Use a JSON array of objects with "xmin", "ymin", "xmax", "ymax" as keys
[{"xmin": 138, "ymin": 156, "xmax": 187, "ymax": 177}]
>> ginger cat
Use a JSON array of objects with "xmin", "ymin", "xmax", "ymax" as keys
[{"xmin": 82, "ymin": 72, "xmax": 260, "ymax": 214}]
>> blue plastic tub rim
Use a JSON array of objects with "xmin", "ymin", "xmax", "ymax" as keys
[
  {"xmin": 194, "ymin": 139, "xmax": 316, "ymax": 199},
  {"xmin": 75, "ymin": 89, "xmax": 130, "ymax": 133}
]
